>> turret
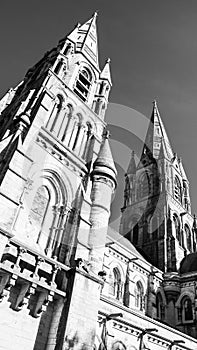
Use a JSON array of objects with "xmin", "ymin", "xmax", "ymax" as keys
[{"xmin": 88, "ymin": 131, "xmax": 117, "ymax": 273}]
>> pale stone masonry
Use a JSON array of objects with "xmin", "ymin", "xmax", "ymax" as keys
[{"xmin": 0, "ymin": 12, "xmax": 197, "ymax": 350}]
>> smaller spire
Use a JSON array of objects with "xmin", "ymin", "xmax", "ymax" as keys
[
  {"xmin": 126, "ymin": 150, "xmax": 136, "ymax": 175},
  {"xmin": 100, "ymin": 58, "xmax": 112, "ymax": 85}
]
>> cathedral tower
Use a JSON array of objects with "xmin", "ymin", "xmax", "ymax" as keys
[
  {"xmin": 0, "ymin": 13, "xmax": 116, "ymax": 350},
  {"xmin": 120, "ymin": 101, "xmax": 196, "ymax": 272}
]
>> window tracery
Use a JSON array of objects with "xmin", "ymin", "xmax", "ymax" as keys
[{"xmin": 74, "ymin": 67, "xmax": 92, "ymax": 102}]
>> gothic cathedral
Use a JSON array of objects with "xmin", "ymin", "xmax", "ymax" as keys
[{"xmin": 0, "ymin": 13, "xmax": 197, "ymax": 350}]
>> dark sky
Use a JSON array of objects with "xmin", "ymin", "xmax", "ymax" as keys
[{"xmin": 1, "ymin": 1, "xmax": 197, "ymax": 227}]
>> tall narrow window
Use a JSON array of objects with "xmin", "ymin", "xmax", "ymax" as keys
[
  {"xmin": 185, "ymin": 224, "xmax": 192, "ymax": 251},
  {"xmin": 109, "ymin": 268, "xmax": 122, "ymax": 300},
  {"xmin": 47, "ymin": 95, "xmax": 64, "ymax": 134},
  {"xmin": 74, "ymin": 67, "xmax": 92, "ymax": 102},
  {"xmin": 133, "ymin": 223, "xmax": 139, "ymax": 245},
  {"xmin": 63, "ymin": 43, "xmax": 72, "ymax": 56},
  {"xmin": 174, "ymin": 176, "xmax": 182, "ymax": 203},
  {"xmin": 80, "ymin": 123, "xmax": 92, "ymax": 159},
  {"xmin": 181, "ymin": 297, "xmax": 193, "ymax": 322},
  {"xmin": 124, "ymin": 177, "xmax": 131, "ymax": 207},
  {"xmin": 156, "ymin": 293, "xmax": 165, "ymax": 321},
  {"xmin": 28, "ymin": 186, "xmax": 52, "ymax": 250},
  {"xmin": 173, "ymin": 214, "xmax": 182, "ymax": 244},
  {"xmin": 138, "ymin": 172, "xmax": 150, "ymax": 199},
  {"xmin": 98, "ymin": 81, "xmax": 105, "ymax": 95},
  {"xmin": 54, "ymin": 59, "xmax": 63, "ymax": 74},
  {"xmin": 135, "ymin": 281, "xmax": 144, "ymax": 310}
]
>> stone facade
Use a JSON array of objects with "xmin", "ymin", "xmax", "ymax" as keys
[{"xmin": 0, "ymin": 12, "xmax": 197, "ymax": 350}]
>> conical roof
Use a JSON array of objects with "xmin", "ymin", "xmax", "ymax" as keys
[
  {"xmin": 100, "ymin": 58, "xmax": 112, "ymax": 85},
  {"xmin": 67, "ymin": 12, "xmax": 99, "ymax": 69},
  {"xmin": 92, "ymin": 131, "xmax": 117, "ymax": 186}
]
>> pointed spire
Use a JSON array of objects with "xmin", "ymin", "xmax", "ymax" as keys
[
  {"xmin": 68, "ymin": 12, "xmax": 99, "ymax": 68},
  {"xmin": 126, "ymin": 151, "xmax": 136, "ymax": 175},
  {"xmin": 100, "ymin": 58, "xmax": 112, "ymax": 85},
  {"xmin": 141, "ymin": 100, "xmax": 174, "ymax": 161},
  {"xmin": 92, "ymin": 130, "xmax": 117, "ymax": 187}
]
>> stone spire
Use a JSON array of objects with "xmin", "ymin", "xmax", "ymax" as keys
[
  {"xmin": 142, "ymin": 100, "xmax": 174, "ymax": 160},
  {"xmin": 100, "ymin": 58, "xmax": 112, "ymax": 85},
  {"xmin": 67, "ymin": 12, "xmax": 99, "ymax": 69},
  {"xmin": 92, "ymin": 130, "xmax": 117, "ymax": 187},
  {"xmin": 126, "ymin": 151, "xmax": 136, "ymax": 175}
]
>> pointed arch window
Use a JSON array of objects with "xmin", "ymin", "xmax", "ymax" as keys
[
  {"xmin": 109, "ymin": 268, "xmax": 122, "ymax": 300},
  {"xmin": 185, "ymin": 224, "xmax": 192, "ymax": 251},
  {"xmin": 124, "ymin": 177, "xmax": 131, "ymax": 207},
  {"xmin": 80, "ymin": 122, "xmax": 93, "ymax": 159},
  {"xmin": 156, "ymin": 293, "xmax": 165, "ymax": 321},
  {"xmin": 181, "ymin": 297, "xmax": 193, "ymax": 322},
  {"xmin": 28, "ymin": 185, "xmax": 53, "ymax": 251},
  {"xmin": 174, "ymin": 176, "xmax": 182, "ymax": 203},
  {"xmin": 138, "ymin": 172, "xmax": 150, "ymax": 199},
  {"xmin": 74, "ymin": 67, "xmax": 92, "ymax": 102},
  {"xmin": 135, "ymin": 281, "xmax": 144, "ymax": 310},
  {"xmin": 47, "ymin": 94, "xmax": 63, "ymax": 134},
  {"xmin": 47, "ymin": 97, "xmax": 72, "ymax": 143},
  {"xmin": 173, "ymin": 214, "xmax": 182, "ymax": 244},
  {"xmin": 133, "ymin": 223, "xmax": 139, "ymax": 245}
]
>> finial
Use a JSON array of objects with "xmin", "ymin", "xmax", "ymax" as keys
[
  {"xmin": 153, "ymin": 99, "xmax": 157, "ymax": 107},
  {"xmin": 93, "ymin": 11, "xmax": 98, "ymax": 18},
  {"xmin": 173, "ymin": 152, "xmax": 177, "ymax": 159},
  {"xmin": 106, "ymin": 58, "xmax": 111, "ymax": 64},
  {"xmin": 131, "ymin": 150, "xmax": 135, "ymax": 158},
  {"xmin": 103, "ymin": 130, "xmax": 111, "ymax": 139}
]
